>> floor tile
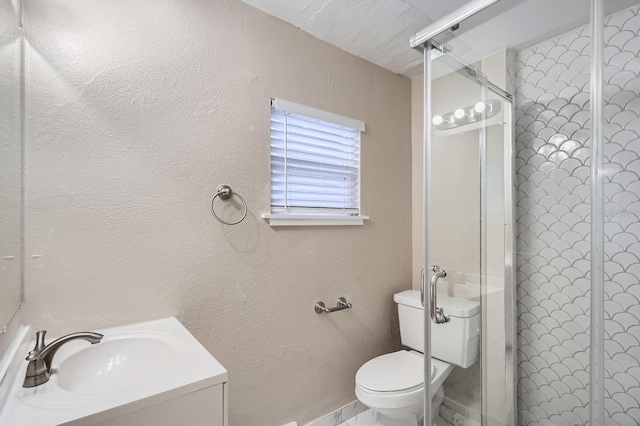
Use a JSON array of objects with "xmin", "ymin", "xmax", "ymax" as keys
[
  {"xmin": 435, "ymin": 416, "xmax": 453, "ymax": 426},
  {"xmin": 345, "ymin": 409, "xmax": 376, "ymax": 426}
]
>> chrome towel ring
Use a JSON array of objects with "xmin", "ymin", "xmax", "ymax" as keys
[{"xmin": 210, "ymin": 184, "xmax": 247, "ymax": 225}]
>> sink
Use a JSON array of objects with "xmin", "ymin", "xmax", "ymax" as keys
[
  {"xmin": 0, "ymin": 317, "xmax": 228, "ymax": 426},
  {"xmin": 57, "ymin": 337, "xmax": 176, "ymax": 394}
]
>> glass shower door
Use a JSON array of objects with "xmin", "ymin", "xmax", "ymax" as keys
[{"xmin": 423, "ymin": 42, "xmax": 514, "ymax": 426}]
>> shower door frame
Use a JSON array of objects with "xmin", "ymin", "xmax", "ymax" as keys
[
  {"xmin": 415, "ymin": 0, "xmax": 606, "ymax": 424},
  {"xmin": 420, "ymin": 37, "xmax": 517, "ymax": 426}
]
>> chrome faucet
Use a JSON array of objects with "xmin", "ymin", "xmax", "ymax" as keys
[{"xmin": 23, "ymin": 330, "xmax": 103, "ymax": 388}]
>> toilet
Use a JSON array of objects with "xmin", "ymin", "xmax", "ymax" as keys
[{"xmin": 355, "ymin": 290, "xmax": 480, "ymax": 426}]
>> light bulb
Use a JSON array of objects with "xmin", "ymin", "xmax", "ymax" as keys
[
  {"xmin": 474, "ymin": 102, "xmax": 486, "ymax": 113},
  {"xmin": 432, "ymin": 115, "xmax": 444, "ymax": 125},
  {"xmin": 454, "ymin": 108, "xmax": 465, "ymax": 119}
]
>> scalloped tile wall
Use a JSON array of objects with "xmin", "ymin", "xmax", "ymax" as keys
[
  {"xmin": 602, "ymin": 5, "xmax": 640, "ymax": 425},
  {"xmin": 515, "ymin": 4, "xmax": 640, "ymax": 426}
]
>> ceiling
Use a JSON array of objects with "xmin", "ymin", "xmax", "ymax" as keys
[
  {"xmin": 240, "ymin": 0, "xmax": 640, "ymax": 78},
  {"xmin": 239, "ymin": 0, "xmax": 470, "ymax": 77}
]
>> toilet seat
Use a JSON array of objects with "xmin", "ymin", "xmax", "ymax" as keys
[
  {"xmin": 356, "ymin": 350, "xmax": 427, "ymax": 393},
  {"xmin": 355, "ymin": 381, "xmax": 424, "ymax": 412},
  {"xmin": 354, "ymin": 352, "xmax": 454, "ymax": 425},
  {"xmin": 354, "ymin": 350, "xmax": 453, "ymax": 411}
]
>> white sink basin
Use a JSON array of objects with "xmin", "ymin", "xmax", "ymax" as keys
[
  {"xmin": 0, "ymin": 318, "xmax": 228, "ymax": 426},
  {"xmin": 57, "ymin": 337, "xmax": 176, "ymax": 394}
]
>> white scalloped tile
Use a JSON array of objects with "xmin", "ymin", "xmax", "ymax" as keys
[{"xmin": 515, "ymin": 4, "xmax": 640, "ymax": 425}]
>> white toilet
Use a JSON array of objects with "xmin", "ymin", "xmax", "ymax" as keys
[{"xmin": 355, "ymin": 290, "xmax": 480, "ymax": 426}]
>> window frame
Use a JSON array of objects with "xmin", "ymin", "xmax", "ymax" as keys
[{"xmin": 262, "ymin": 98, "xmax": 369, "ymax": 227}]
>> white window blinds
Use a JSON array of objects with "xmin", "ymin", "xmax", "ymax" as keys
[{"xmin": 270, "ymin": 100, "xmax": 363, "ymax": 215}]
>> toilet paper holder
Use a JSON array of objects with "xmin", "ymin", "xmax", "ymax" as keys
[{"xmin": 315, "ymin": 298, "xmax": 352, "ymax": 314}]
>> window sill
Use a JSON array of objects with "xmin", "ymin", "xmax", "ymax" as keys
[{"xmin": 262, "ymin": 214, "xmax": 369, "ymax": 227}]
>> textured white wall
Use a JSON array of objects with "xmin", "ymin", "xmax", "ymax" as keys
[
  {"xmin": 0, "ymin": 0, "xmax": 22, "ymax": 330},
  {"xmin": 22, "ymin": 0, "xmax": 412, "ymax": 424}
]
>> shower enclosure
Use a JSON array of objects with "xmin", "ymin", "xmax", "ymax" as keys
[{"xmin": 414, "ymin": 0, "xmax": 640, "ymax": 425}]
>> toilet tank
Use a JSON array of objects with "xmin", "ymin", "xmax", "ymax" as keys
[{"xmin": 393, "ymin": 290, "xmax": 480, "ymax": 369}]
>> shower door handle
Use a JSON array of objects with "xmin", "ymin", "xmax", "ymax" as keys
[
  {"xmin": 421, "ymin": 269, "xmax": 426, "ymax": 307},
  {"xmin": 430, "ymin": 265, "xmax": 450, "ymax": 324}
]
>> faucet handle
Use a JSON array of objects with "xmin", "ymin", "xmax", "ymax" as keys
[
  {"xmin": 34, "ymin": 330, "xmax": 47, "ymax": 352},
  {"xmin": 25, "ymin": 350, "xmax": 48, "ymax": 375},
  {"xmin": 23, "ymin": 350, "xmax": 50, "ymax": 387},
  {"xmin": 25, "ymin": 350, "xmax": 40, "ymax": 361}
]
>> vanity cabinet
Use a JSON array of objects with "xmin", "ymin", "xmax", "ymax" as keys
[{"xmin": 96, "ymin": 383, "xmax": 228, "ymax": 426}]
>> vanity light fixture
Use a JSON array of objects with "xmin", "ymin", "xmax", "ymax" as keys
[{"xmin": 431, "ymin": 99, "xmax": 502, "ymax": 130}]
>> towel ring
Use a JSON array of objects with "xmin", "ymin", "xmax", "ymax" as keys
[{"xmin": 211, "ymin": 185, "xmax": 247, "ymax": 225}]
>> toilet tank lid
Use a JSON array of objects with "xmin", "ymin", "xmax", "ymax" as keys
[{"xmin": 394, "ymin": 290, "xmax": 480, "ymax": 318}]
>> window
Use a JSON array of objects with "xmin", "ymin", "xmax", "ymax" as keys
[{"xmin": 262, "ymin": 98, "xmax": 368, "ymax": 226}]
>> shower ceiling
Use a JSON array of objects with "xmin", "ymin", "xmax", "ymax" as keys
[{"xmin": 239, "ymin": 0, "xmax": 639, "ymax": 78}]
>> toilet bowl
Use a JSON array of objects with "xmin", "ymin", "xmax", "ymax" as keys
[
  {"xmin": 355, "ymin": 350, "xmax": 453, "ymax": 426},
  {"xmin": 354, "ymin": 290, "xmax": 480, "ymax": 426}
]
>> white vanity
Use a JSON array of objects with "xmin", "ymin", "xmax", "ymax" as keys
[{"xmin": 0, "ymin": 318, "xmax": 228, "ymax": 426}]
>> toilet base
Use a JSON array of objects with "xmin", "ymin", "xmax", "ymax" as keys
[
  {"xmin": 373, "ymin": 413, "xmax": 419, "ymax": 426},
  {"xmin": 371, "ymin": 387, "xmax": 446, "ymax": 426},
  {"xmin": 373, "ymin": 414, "xmax": 448, "ymax": 426}
]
